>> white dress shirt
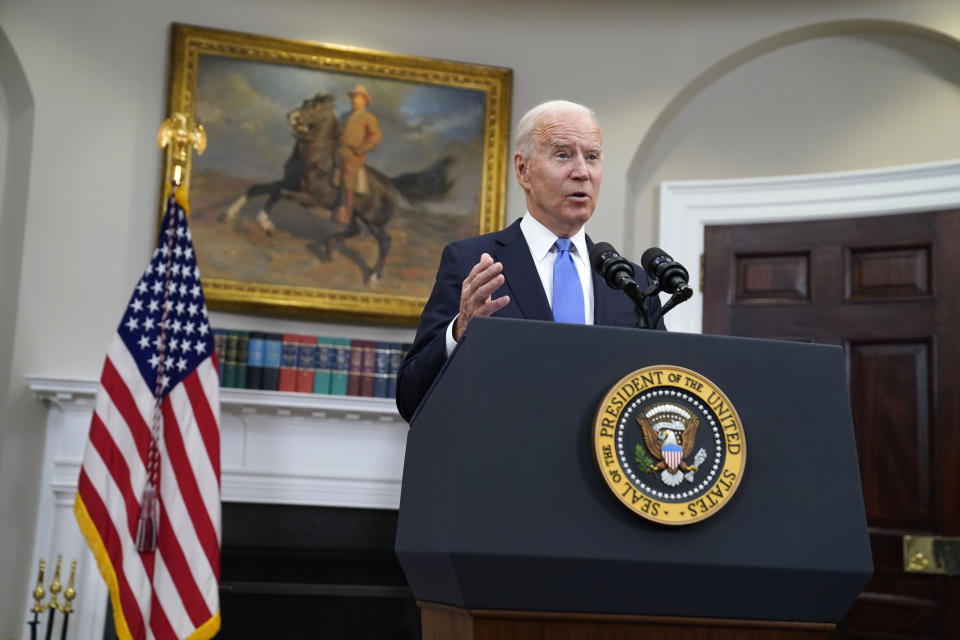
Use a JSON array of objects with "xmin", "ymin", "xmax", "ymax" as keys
[{"xmin": 444, "ymin": 212, "xmax": 595, "ymax": 355}]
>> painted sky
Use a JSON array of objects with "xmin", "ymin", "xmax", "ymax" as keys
[{"xmin": 192, "ymin": 54, "xmax": 487, "ymax": 188}]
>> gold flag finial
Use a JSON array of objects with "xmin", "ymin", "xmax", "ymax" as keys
[{"xmin": 157, "ymin": 112, "xmax": 206, "ymax": 186}]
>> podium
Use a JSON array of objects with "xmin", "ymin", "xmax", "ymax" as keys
[{"xmin": 395, "ymin": 317, "xmax": 873, "ymax": 639}]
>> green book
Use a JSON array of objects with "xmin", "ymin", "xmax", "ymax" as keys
[
  {"xmin": 313, "ymin": 336, "xmax": 333, "ymax": 395},
  {"xmin": 224, "ymin": 330, "xmax": 239, "ymax": 388},
  {"xmin": 213, "ymin": 328, "xmax": 227, "ymax": 386},
  {"xmin": 329, "ymin": 337, "xmax": 350, "ymax": 395},
  {"xmin": 235, "ymin": 330, "xmax": 250, "ymax": 390}
]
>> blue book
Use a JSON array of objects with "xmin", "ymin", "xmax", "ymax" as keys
[
  {"xmin": 261, "ymin": 332, "xmax": 283, "ymax": 391},
  {"xmin": 373, "ymin": 341, "xmax": 391, "ymax": 398},
  {"xmin": 245, "ymin": 331, "xmax": 265, "ymax": 389}
]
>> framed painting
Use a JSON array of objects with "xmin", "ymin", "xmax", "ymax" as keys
[{"xmin": 163, "ymin": 24, "xmax": 511, "ymax": 322}]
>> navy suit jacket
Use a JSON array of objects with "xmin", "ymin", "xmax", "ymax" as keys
[{"xmin": 395, "ymin": 218, "xmax": 666, "ymax": 422}]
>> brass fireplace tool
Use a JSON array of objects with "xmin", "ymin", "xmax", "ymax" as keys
[{"xmin": 27, "ymin": 556, "xmax": 77, "ymax": 640}]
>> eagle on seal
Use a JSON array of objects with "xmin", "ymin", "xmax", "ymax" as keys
[{"xmin": 637, "ymin": 403, "xmax": 702, "ymax": 487}]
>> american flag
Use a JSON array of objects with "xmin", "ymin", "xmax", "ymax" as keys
[{"xmin": 74, "ymin": 188, "xmax": 221, "ymax": 640}]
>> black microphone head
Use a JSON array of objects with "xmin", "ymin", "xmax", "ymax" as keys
[
  {"xmin": 589, "ymin": 242, "xmax": 617, "ymax": 271},
  {"xmin": 641, "ymin": 246, "xmax": 690, "ymax": 295},
  {"xmin": 640, "ymin": 247, "xmax": 670, "ymax": 274},
  {"xmin": 589, "ymin": 241, "xmax": 636, "ymax": 290}
]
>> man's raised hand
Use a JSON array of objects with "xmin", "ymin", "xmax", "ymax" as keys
[{"xmin": 453, "ymin": 253, "xmax": 511, "ymax": 340}]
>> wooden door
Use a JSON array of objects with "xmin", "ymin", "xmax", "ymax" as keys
[{"xmin": 702, "ymin": 210, "xmax": 960, "ymax": 639}]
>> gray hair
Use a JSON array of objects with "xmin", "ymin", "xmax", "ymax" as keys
[{"xmin": 513, "ymin": 100, "xmax": 599, "ymax": 160}]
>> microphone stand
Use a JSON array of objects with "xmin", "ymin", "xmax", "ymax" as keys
[
  {"xmin": 627, "ymin": 282, "xmax": 659, "ymax": 329},
  {"xmin": 648, "ymin": 285, "xmax": 693, "ymax": 328}
]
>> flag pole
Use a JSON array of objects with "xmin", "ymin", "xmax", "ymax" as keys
[
  {"xmin": 74, "ymin": 108, "xmax": 221, "ymax": 640},
  {"xmin": 134, "ymin": 112, "xmax": 207, "ymax": 553}
]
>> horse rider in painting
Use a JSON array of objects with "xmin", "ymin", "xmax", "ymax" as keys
[{"xmin": 335, "ymin": 84, "xmax": 383, "ymax": 224}]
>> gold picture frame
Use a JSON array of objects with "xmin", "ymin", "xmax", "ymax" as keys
[{"xmin": 164, "ymin": 23, "xmax": 511, "ymax": 323}]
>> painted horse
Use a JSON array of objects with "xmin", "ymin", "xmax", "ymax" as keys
[{"xmin": 220, "ymin": 92, "xmax": 454, "ymax": 283}]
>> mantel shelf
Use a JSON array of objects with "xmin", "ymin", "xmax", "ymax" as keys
[{"xmin": 25, "ymin": 375, "xmax": 402, "ymax": 421}]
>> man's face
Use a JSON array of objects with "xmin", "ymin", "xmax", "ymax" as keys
[
  {"xmin": 514, "ymin": 110, "xmax": 602, "ymax": 238},
  {"xmin": 351, "ymin": 94, "xmax": 366, "ymax": 110}
]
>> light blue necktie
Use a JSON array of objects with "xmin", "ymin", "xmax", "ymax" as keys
[{"xmin": 552, "ymin": 238, "xmax": 585, "ymax": 324}]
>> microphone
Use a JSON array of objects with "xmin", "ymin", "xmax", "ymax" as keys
[
  {"xmin": 590, "ymin": 242, "xmax": 656, "ymax": 328},
  {"xmin": 640, "ymin": 247, "xmax": 690, "ymax": 295},
  {"xmin": 589, "ymin": 242, "xmax": 638, "ymax": 292}
]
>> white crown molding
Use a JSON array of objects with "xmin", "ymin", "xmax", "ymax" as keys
[{"xmin": 659, "ymin": 159, "xmax": 960, "ymax": 334}]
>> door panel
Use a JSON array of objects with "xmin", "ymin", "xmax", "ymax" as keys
[{"xmin": 849, "ymin": 341, "xmax": 931, "ymax": 528}]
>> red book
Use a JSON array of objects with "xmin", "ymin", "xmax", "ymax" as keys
[
  {"xmin": 278, "ymin": 333, "xmax": 300, "ymax": 392},
  {"xmin": 359, "ymin": 340, "xmax": 377, "ymax": 397},
  {"xmin": 295, "ymin": 334, "xmax": 316, "ymax": 393},
  {"xmin": 347, "ymin": 339, "xmax": 365, "ymax": 396}
]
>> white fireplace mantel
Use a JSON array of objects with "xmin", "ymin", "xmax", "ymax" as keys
[{"xmin": 23, "ymin": 375, "xmax": 409, "ymax": 640}]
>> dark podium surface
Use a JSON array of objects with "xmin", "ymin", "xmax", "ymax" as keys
[{"xmin": 395, "ymin": 317, "xmax": 873, "ymax": 624}]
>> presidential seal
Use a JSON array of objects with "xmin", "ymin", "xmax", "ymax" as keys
[{"xmin": 592, "ymin": 365, "xmax": 746, "ymax": 525}]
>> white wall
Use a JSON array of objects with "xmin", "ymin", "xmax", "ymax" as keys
[
  {"xmin": 627, "ymin": 28, "xmax": 960, "ymax": 247},
  {"xmin": 0, "ymin": 25, "xmax": 40, "ymax": 640},
  {"xmin": 1, "ymin": 0, "xmax": 960, "ymax": 634}
]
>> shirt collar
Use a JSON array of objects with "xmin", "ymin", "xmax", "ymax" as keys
[{"xmin": 520, "ymin": 211, "xmax": 588, "ymax": 264}]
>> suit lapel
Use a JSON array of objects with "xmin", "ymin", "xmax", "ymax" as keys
[
  {"xmin": 490, "ymin": 219, "xmax": 553, "ymax": 321},
  {"xmin": 592, "ymin": 269, "xmax": 623, "ymax": 326}
]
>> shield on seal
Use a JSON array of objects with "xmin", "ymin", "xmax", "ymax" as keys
[{"xmin": 663, "ymin": 443, "xmax": 682, "ymax": 471}]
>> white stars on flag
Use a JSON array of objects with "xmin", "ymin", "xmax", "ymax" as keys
[{"xmin": 115, "ymin": 195, "xmax": 213, "ymax": 395}]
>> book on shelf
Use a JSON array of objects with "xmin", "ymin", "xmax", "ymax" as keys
[
  {"xmin": 347, "ymin": 339, "xmax": 366, "ymax": 396},
  {"xmin": 313, "ymin": 337, "xmax": 333, "ymax": 395},
  {"xmin": 296, "ymin": 334, "xmax": 316, "ymax": 393},
  {"xmin": 360, "ymin": 340, "xmax": 377, "ymax": 398},
  {"xmin": 261, "ymin": 332, "xmax": 282, "ymax": 391},
  {"xmin": 278, "ymin": 333, "xmax": 300, "ymax": 392},
  {"xmin": 213, "ymin": 328, "xmax": 227, "ymax": 385},
  {"xmin": 373, "ymin": 342, "xmax": 391, "ymax": 398},
  {"xmin": 359, "ymin": 340, "xmax": 377, "ymax": 397},
  {"xmin": 246, "ymin": 331, "xmax": 265, "ymax": 390},
  {"xmin": 214, "ymin": 329, "xmax": 407, "ymax": 401},
  {"xmin": 235, "ymin": 331, "xmax": 249, "ymax": 391},
  {"xmin": 223, "ymin": 330, "xmax": 240, "ymax": 388},
  {"xmin": 330, "ymin": 337, "xmax": 350, "ymax": 395},
  {"xmin": 386, "ymin": 342, "xmax": 403, "ymax": 399}
]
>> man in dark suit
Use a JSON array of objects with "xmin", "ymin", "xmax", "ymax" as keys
[{"xmin": 396, "ymin": 100, "xmax": 665, "ymax": 422}]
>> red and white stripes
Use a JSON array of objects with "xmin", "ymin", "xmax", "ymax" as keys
[{"xmin": 75, "ymin": 334, "xmax": 220, "ymax": 640}]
